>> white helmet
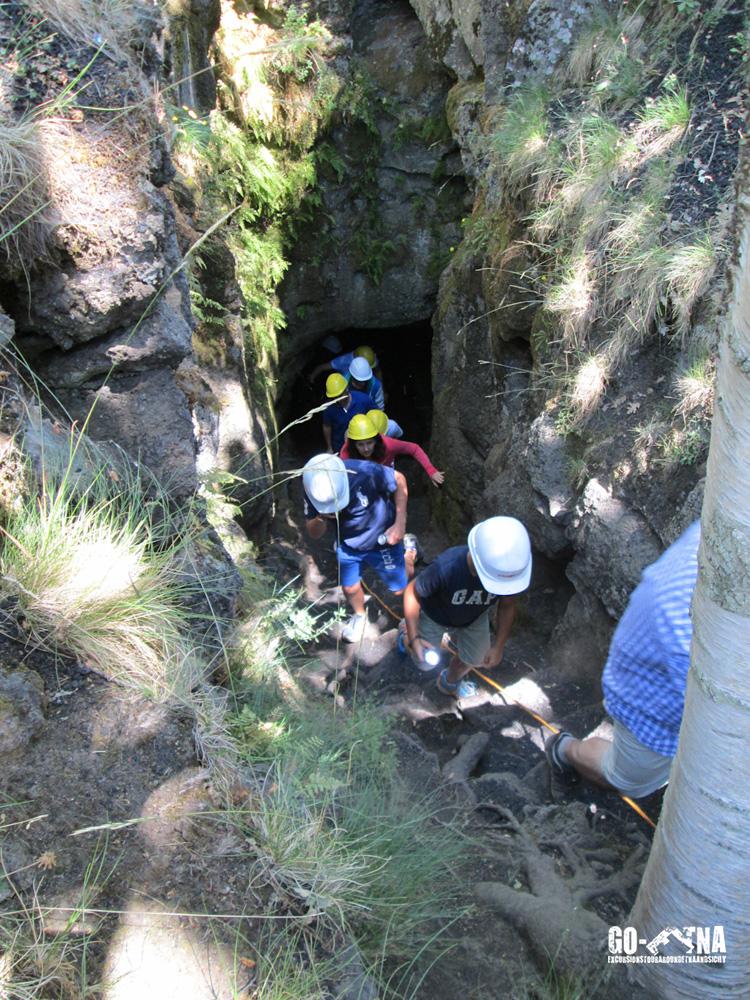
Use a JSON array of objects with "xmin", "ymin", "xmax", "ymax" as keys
[
  {"xmin": 302, "ymin": 455, "xmax": 350, "ymax": 514},
  {"xmin": 349, "ymin": 356, "xmax": 372, "ymax": 382},
  {"xmin": 468, "ymin": 517, "xmax": 532, "ymax": 595}
]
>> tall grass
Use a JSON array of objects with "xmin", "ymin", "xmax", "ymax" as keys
[
  {"xmin": 492, "ymin": 86, "xmax": 552, "ymax": 195},
  {"xmin": 0, "ymin": 447, "xmax": 202, "ymax": 701},
  {"xmin": 0, "ymin": 121, "xmax": 51, "ymax": 276},
  {"xmin": 220, "ymin": 571, "xmax": 465, "ymax": 995}
]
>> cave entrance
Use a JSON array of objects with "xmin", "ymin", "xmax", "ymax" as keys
[{"xmin": 284, "ymin": 319, "xmax": 435, "ymax": 498}]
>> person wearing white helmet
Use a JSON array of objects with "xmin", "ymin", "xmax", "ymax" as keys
[
  {"xmin": 401, "ymin": 517, "xmax": 532, "ymax": 699},
  {"xmin": 302, "ymin": 453, "xmax": 409, "ymax": 643},
  {"xmin": 308, "ymin": 344, "xmax": 381, "ymax": 386},
  {"xmin": 346, "ymin": 356, "xmax": 385, "ymax": 410}
]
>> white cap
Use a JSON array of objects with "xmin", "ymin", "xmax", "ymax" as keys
[
  {"xmin": 349, "ymin": 357, "xmax": 372, "ymax": 381},
  {"xmin": 302, "ymin": 455, "xmax": 350, "ymax": 514},
  {"xmin": 468, "ymin": 517, "xmax": 532, "ymax": 595}
]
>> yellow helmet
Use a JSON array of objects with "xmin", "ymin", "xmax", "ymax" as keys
[
  {"xmin": 347, "ymin": 413, "xmax": 378, "ymax": 440},
  {"xmin": 367, "ymin": 409, "xmax": 388, "ymax": 435},
  {"xmin": 354, "ymin": 345, "xmax": 377, "ymax": 367},
  {"xmin": 326, "ymin": 373, "xmax": 348, "ymax": 398}
]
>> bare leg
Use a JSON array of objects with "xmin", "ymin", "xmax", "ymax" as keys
[
  {"xmin": 404, "ymin": 549, "xmax": 416, "ymax": 581},
  {"xmin": 343, "ymin": 582, "xmax": 365, "ymax": 615},
  {"xmin": 564, "ymin": 737, "xmax": 617, "ymax": 791},
  {"xmin": 445, "ymin": 654, "xmax": 474, "ymax": 685}
]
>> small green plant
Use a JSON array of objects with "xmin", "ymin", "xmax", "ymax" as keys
[
  {"xmin": 729, "ymin": 20, "xmax": 750, "ymax": 63},
  {"xmin": 392, "ymin": 113, "xmax": 451, "ymax": 149},
  {"xmin": 671, "ymin": 0, "xmax": 701, "ymax": 17},
  {"xmin": 461, "ymin": 212, "xmax": 496, "ymax": 254},
  {"xmin": 268, "ymin": 4, "xmax": 330, "ymax": 84},
  {"xmin": 352, "ymin": 231, "xmax": 401, "ymax": 286},
  {"xmin": 658, "ymin": 420, "xmax": 709, "ymax": 466},
  {"xmin": 639, "ymin": 75, "xmax": 691, "ymax": 137},
  {"xmin": 567, "ymin": 456, "xmax": 590, "ymax": 491}
]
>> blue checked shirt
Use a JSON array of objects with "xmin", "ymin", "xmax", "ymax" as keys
[{"xmin": 602, "ymin": 520, "xmax": 700, "ymax": 757}]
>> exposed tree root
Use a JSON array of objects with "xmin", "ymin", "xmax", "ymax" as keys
[
  {"xmin": 443, "ymin": 731, "xmax": 490, "ymax": 782},
  {"xmin": 474, "ymin": 804, "xmax": 644, "ymax": 976}
]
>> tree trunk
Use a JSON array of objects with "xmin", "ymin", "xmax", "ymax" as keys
[{"xmin": 630, "ymin": 169, "xmax": 750, "ymax": 994}]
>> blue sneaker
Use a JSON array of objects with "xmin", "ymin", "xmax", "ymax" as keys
[{"xmin": 436, "ymin": 668, "xmax": 477, "ymax": 699}]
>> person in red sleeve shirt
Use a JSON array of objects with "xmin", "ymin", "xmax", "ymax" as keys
[{"xmin": 340, "ymin": 412, "xmax": 445, "ymax": 487}]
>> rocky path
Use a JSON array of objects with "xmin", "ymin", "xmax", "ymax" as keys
[{"xmin": 270, "ymin": 445, "xmax": 661, "ymax": 997}]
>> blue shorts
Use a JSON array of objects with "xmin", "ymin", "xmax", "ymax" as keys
[{"xmin": 336, "ymin": 542, "xmax": 407, "ymax": 592}]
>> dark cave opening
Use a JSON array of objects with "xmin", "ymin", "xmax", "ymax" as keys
[{"xmin": 283, "ymin": 318, "xmax": 436, "ymax": 497}]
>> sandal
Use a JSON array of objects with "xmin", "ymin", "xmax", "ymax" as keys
[
  {"xmin": 436, "ymin": 668, "xmax": 477, "ymax": 699},
  {"xmin": 545, "ymin": 731, "xmax": 575, "ymax": 774}
]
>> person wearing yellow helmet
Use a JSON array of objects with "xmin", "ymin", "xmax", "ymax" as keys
[
  {"xmin": 340, "ymin": 411, "xmax": 445, "ymax": 487},
  {"xmin": 308, "ymin": 343, "xmax": 381, "ymax": 386},
  {"xmin": 321, "ymin": 373, "xmax": 371, "ymax": 453}
]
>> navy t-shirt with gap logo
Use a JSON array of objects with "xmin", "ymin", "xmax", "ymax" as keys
[
  {"xmin": 415, "ymin": 545, "xmax": 498, "ymax": 627},
  {"xmin": 303, "ymin": 459, "xmax": 396, "ymax": 552}
]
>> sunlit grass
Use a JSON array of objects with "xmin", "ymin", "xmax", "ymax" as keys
[
  {"xmin": 665, "ymin": 232, "xmax": 718, "ymax": 337},
  {"xmin": 492, "ymin": 86, "xmax": 551, "ymax": 194},
  {"xmin": 673, "ymin": 353, "xmax": 714, "ymax": 419},
  {"xmin": 0, "ymin": 120, "xmax": 51, "ymax": 276},
  {"xmin": 568, "ymin": 352, "xmax": 610, "ymax": 423},
  {"xmin": 545, "ymin": 253, "xmax": 597, "ymax": 347},
  {"xmin": 0, "ymin": 457, "xmax": 202, "ymax": 701}
]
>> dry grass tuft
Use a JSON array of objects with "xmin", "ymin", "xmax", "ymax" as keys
[
  {"xmin": 0, "ymin": 120, "xmax": 53, "ymax": 275},
  {"xmin": 665, "ymin": 233, "xmax": 718, "ymax": 338},
  {"xmin": 673, "ymin": 355, "xmax": 714, "ymax": 419},
  {"xmin": 25, "ymin": 0, "xmax": 141, "ymax": 56},
  {"xmin": 545, "ymin": 253, "xmax": 598, "ymax": 348},
  {"xmin": 568, "ymin": 352, "xmax": 610, "ymax": 422}
]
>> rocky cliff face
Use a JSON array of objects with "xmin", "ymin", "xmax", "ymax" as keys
[
  {"xmin": 279, "ymin": 0, "xmax": 467, "ymax": 360},
  {"xmin": 401, "ymin": 0, "xmax": 741, "ymax": 667},
  {"xmin": 0, "ymin": 4, "xmax": 197, "ymax": 494},
  {"xmin": 2, "ymin": 0, "xmax": 740, "ymax": 676}
]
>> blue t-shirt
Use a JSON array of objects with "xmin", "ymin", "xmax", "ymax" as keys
[
  {"xmin": 331, "ymin": 351, "xmax": 355, "ymax": 375},
  {"xmin": 345, "ymin": 372, "xmax": 384, "ymax": 409},
  {"xmin": 603, "ymin": 520, "xmax": 700, "ymax": 757},
  {"xmin": 303, "ymin": 460, "xmax": 397, "ymax": 551},
  {"xmin": 323, "ymin": 390, "xmax": 372, "ymax": 452},
  {"xmin": 415, "ymin": 545, "xmax": 499, "ymax": 627}
]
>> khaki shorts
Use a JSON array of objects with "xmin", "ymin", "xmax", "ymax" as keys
[
  {"xmin": 417, "ymin": 608, "xmax": 492, "ymax": 668},
  {"xmin": 601, "ymin": 719, "xmax": 673, "ymax": 798}
]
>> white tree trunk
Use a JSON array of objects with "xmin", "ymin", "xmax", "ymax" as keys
[{"xmin": 630, "ymin": 181, "xmax": 750, "ymax": 995}]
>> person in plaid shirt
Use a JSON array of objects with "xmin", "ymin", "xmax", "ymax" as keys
[{"xmin": 546, "ymin": 520, "xmax": 700, "ymax": 798}]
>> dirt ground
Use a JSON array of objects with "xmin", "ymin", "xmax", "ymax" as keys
[
  {"xmin": 0, "ymin": 434, "xmax": 660, "ymax": 999},
  {"xmin": 266, "ymin": 432, "xmax": 662, "ymax": 998}
]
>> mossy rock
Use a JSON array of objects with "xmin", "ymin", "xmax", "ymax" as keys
[{"xmin": 445, "ymin": 79, "xmax": 484, "ymax": 134}]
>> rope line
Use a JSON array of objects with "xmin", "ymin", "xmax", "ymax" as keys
[{"xmin": 357, "ymin": 584, "xmax": 656, "ymax": 829}]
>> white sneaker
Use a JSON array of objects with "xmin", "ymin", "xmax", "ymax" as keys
[
  {"xmin": 341, "ymin": 613, "xmax": 367, "ymax": 642},
  {"xmin": 403, "ymin": 533, "xmax": 420, "ymax": 562}
]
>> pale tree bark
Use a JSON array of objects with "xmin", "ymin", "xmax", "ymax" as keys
[{"xmin": 630, "ymin": 167, "xmax": 750, "ymax": 995}]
